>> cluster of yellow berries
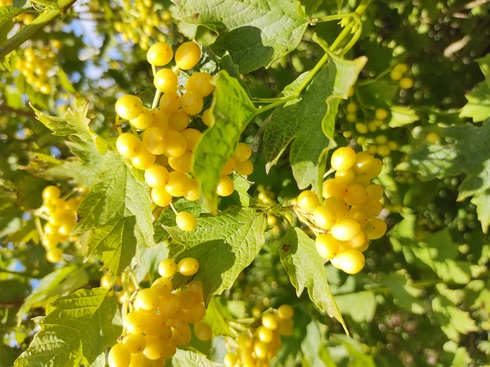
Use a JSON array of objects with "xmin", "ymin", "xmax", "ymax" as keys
[
  {"xmin": 296, "ymin": 147, "xmax": 387, "ymax": 274},
  {"xmin": 107, "ymin": 257, "xmax": 212, "ymax": 367},
  {"xmin": 224, "ymin": 305, "xmax": 294, "ymax": 367},
  {"xmin": 114, "ymin": 41, "xmax": 253, "ymax": 231},
  {"xmin": 390, "ymin": 63, "xmax": 414, "ymax": 89},
  {"xmin": 112, "ymin": 0, "xmax": 171, "ymax": 50},
  {"xmin": 16, "ymin": 45, "xmax": 59, "ymax": 94},
  {"xmin": 38, "ymin": 186, "xmax": 83, "ymax": 263}
]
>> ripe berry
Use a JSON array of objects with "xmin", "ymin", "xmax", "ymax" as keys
[
  {"xmin": 146, "ymin": 42, "xmax": 173, "ymax": 66},
  {"xmin": 115, "ymin": 95, "xmax": 143, "ymax": 120},
  {"xmin": 175, "ymin": 211, "xmax": 197, "ymax": 232},
  {"xmin": 175, "ymin": 41, "xmax": 201, "ymax": 70},
  {"xmin": 177, "ymin": 257, "xmax": 199, "ymax": 276}
]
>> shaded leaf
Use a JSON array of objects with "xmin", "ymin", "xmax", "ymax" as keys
[
  {"xmin": 264, "ymin": 55, "xmax": 366, "ymax": 190},
  {"xmin": 335, "ymin": 290, "xmax": 377, "ymax": 323},
  {"xmin": 165, "ymin": 206, "xmax": 266, "ymax": 302},
  {"xmin": 16, "ymin": 266, "xmax": 89, "ymax": 325},
  {"xmin": 171, "ymin": 349, "xmax": 220, "ymax": 367},
  {"xmin": 278, "ymin": 227, "xmax": 347, "ymax": 334},
  {"xmin": 174, "ymin": 0, "xmax": 309, "ymax": 73},
  {"xmin": 397, "ymin": 120, "xmax": 490, "ymax": 232}
]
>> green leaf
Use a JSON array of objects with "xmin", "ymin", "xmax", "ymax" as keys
[
  {"xmin": 278, "ymin": 227, "xmax": 347, "ymax": 334},
  {"xmin": 170, "ymin": 349, "xmax": 220, "ymax": 367},
  {"xmin": 378, "ymin": 272, "xmax": 425, "ymax": 314},
  {"xmin": 31, "ymin": 103, "xmax": 94, "ymax": 141},
  {"xmin": 432, "ymin": 288, "xmax": 478, "ymax": 342},
  {"xmin": 0, "ymin": 6, "xmax": 23, "ymax": 28},
  {"xmin": 264, "ymin": 55, "xmax": 366, "ymax": 190},
  {"xmin": 459, "ymin": 54, "xmax": 490, "ymax": 122},
  {"xmin": 334, "ymin": 290, "xmax": 377, "ymax": 323},
  {"xmin": 164, "ymin": 206, "xmax": 266, "ymax": 301},
  {"xmin": 16, "ymin": 266, "xmax": 89, "ymax": 325},
  {"xmin": 202, "ymin": 297, "xmax": 233, "ymax": 337},
  {"xmin": 192, "ymin": 71, "xmax": 256, "ymax": 213},
  {"xmin": 85, "ymin": 216, "xmax": 140, "ymax": 275},
  {"xmin": 14, "ymin": 288, "xmax": 122, "ymax": 367},
  {"xmin": 301, "ymin": 320, "xmax": 336, "ymax": 367},
  {"xmin": 459, "ymin": 82, "xmax": 490, "ymax": 122},
  {"xmin": 174, "ymin": 0, "xmax": 309, "ymax": 73},
  {"xmin": 476, "ymin": 53, "xmax": 490, "ymax": 88},
  {"xmin": 387, "ymin": 105, "xmax": 420, "ymax": 127},
  {"xmin": 218, "ymin": 174, "xmax": 254, "ymax": 210},
  {"xmin": 397, "ymin": 121, "xmax": 490, "ymax": 232},
  {"xmin": 335, "ymin": 334, "xmax": 377, "ymax": 367},
  {"xmin": 74, "ymin": 152, "xmax": 155, "ymax": 274},
  {"xmin": 29, "ymin": 104, "xmax": 104, "ymax": 187}
]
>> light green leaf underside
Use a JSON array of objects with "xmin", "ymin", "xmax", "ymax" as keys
[
  {"xmin": 174, "ymin": 0, "xmax": 309, "ymax": 73},
  {"xmin": 278, "ymin": 227, "xmax": 348, "ymax": 334},
  {"xmin": 165, "ymin": 206, "xmax": 266, "ymax": 302},
  {"xmin": 74, "ymin": 152, "xmax": 155, "ymax": 274},
  {"xmin": 29, "ymin": 104, "xmax": 104, "ymax": 187},
  {"xmin": 31, "ymin": 103, "xmax": 93, "ymax": 140},
  {"xmin": 192, "ymin": 71, "xmax": 256, "ymax": 213},
  {"xmin": 460, "ymin": 54, "xmax": 490, "ymax": 122},
  {"xmin": 14, "ymin": 288, "xmax": 121, "ymax": 367},
  {"xmin": 396, "ymin": 120, "xmax": 490, "ymax": 232},
  {"xmin": 0, "ymin": 6, "xmax": 23, "ymax": 28},
  {"xmin": 16, "ymin": 266, "xmax": 89, "ymax": 325},
  {"xmin": 203, "ymin": 297, "xmax": 234, "ymax": 337},
  {"xmin": 171, "ymin": 349, "xmax": 220, "ymax": 367}
]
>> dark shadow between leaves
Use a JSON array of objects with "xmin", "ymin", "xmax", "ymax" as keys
[
  {"xmin": 171, "ymin": 240, "xmax": 235, "ymax": 304},
  {"xmin": 211, "ymin": 26, "xmax": 274, "ymax": 74}
]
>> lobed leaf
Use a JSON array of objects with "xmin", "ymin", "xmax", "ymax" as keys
[
  {"xmin": 16, "ymin": 266, "xmax": 89, "ymax": 325},
  {"xmin": 278, "ymin": 227, "xmax": 348, "ymax": 334},
  {"xmin": 173, "ymin": 0, "xmax": 309, "ymax": 73},
  {"xmin": 397, "ymin": 121, "xmax": 490, "ymax": 232},
  {"xmin": 14, "ymin": 288, "xmax": 121, "ymax": 367},
  {"xmin": 74, "ymin": 152, "xmax": 155, "ymax": 274},
  {"xmin": 264, "ymin": 54, "xmax": 366, "ymax": 190},
  {"xmin": 164, "ymin": 206, "xmax": 266, "ymax": 302}
]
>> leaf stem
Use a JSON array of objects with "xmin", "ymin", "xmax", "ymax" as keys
[
  {"xmin": 0, "ymin": 0, "xmax": 78, "ymax": 60},
  {"xmin": 151, "ymin": 89, "xmax": 161, "ymax": 110},
  {"xmin": 253, "ymin": 52, "xmax": 330, "ymax": 117},
  {"xmin": 0, "ymin": 269, "xmax": 40, "ymax": 279}
]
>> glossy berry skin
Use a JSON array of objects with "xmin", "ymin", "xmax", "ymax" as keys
[
  {"xmin": 154, "ymin": 68, "xmax": 178, "ymax": 93},
  {"xmin": 146, "ymin": 42, "xmax": 173, "ymax": 66},
  {"xmin": 175, "ymin": 41, "xmax": 201, "ymax": 70},
  {"xmin": 332, "ymin": 249, "xmax": 365, "ymax": 274},
  {"xmin": 108, "ymin": 343, "xmax": 131, "ymax": 367},
  {"xmin": 216, "ymin": 175, "xmax": 234, "ymax": 197},
  {"xmin": 116, "ymin": 133, "xmax": 142, "ymax": 159},
  {"xmin": 176, "ymin": 211, "xmax": 197, "ymax": 231},
  {"xmin": 194, "ymin": 321, "xmax": 212, "ymax": 340},
  {"xmin": 115, "ymin": 95, "xmax": 143, "ymax": 120},
  {"xmin": 177, "ymin": 257, "xmax": 199, "ymax": 276},
  {"xmin": 42, "ymin": 185, "xmax": 61, "ymax": 202},
  {"xmin": 330, "ymin": 146, "xmax": 356, "ymax": 171},
  {"xmin": 297, "ymin": 190, "xmax": 320, "ymax": 212},
  {"xmin": 158, "ymin": 258, "xmax": 178, "ymax": 278},
  {"xmin": 186, "ymin": 72, "xmax": 215, "ymax": 97}
]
